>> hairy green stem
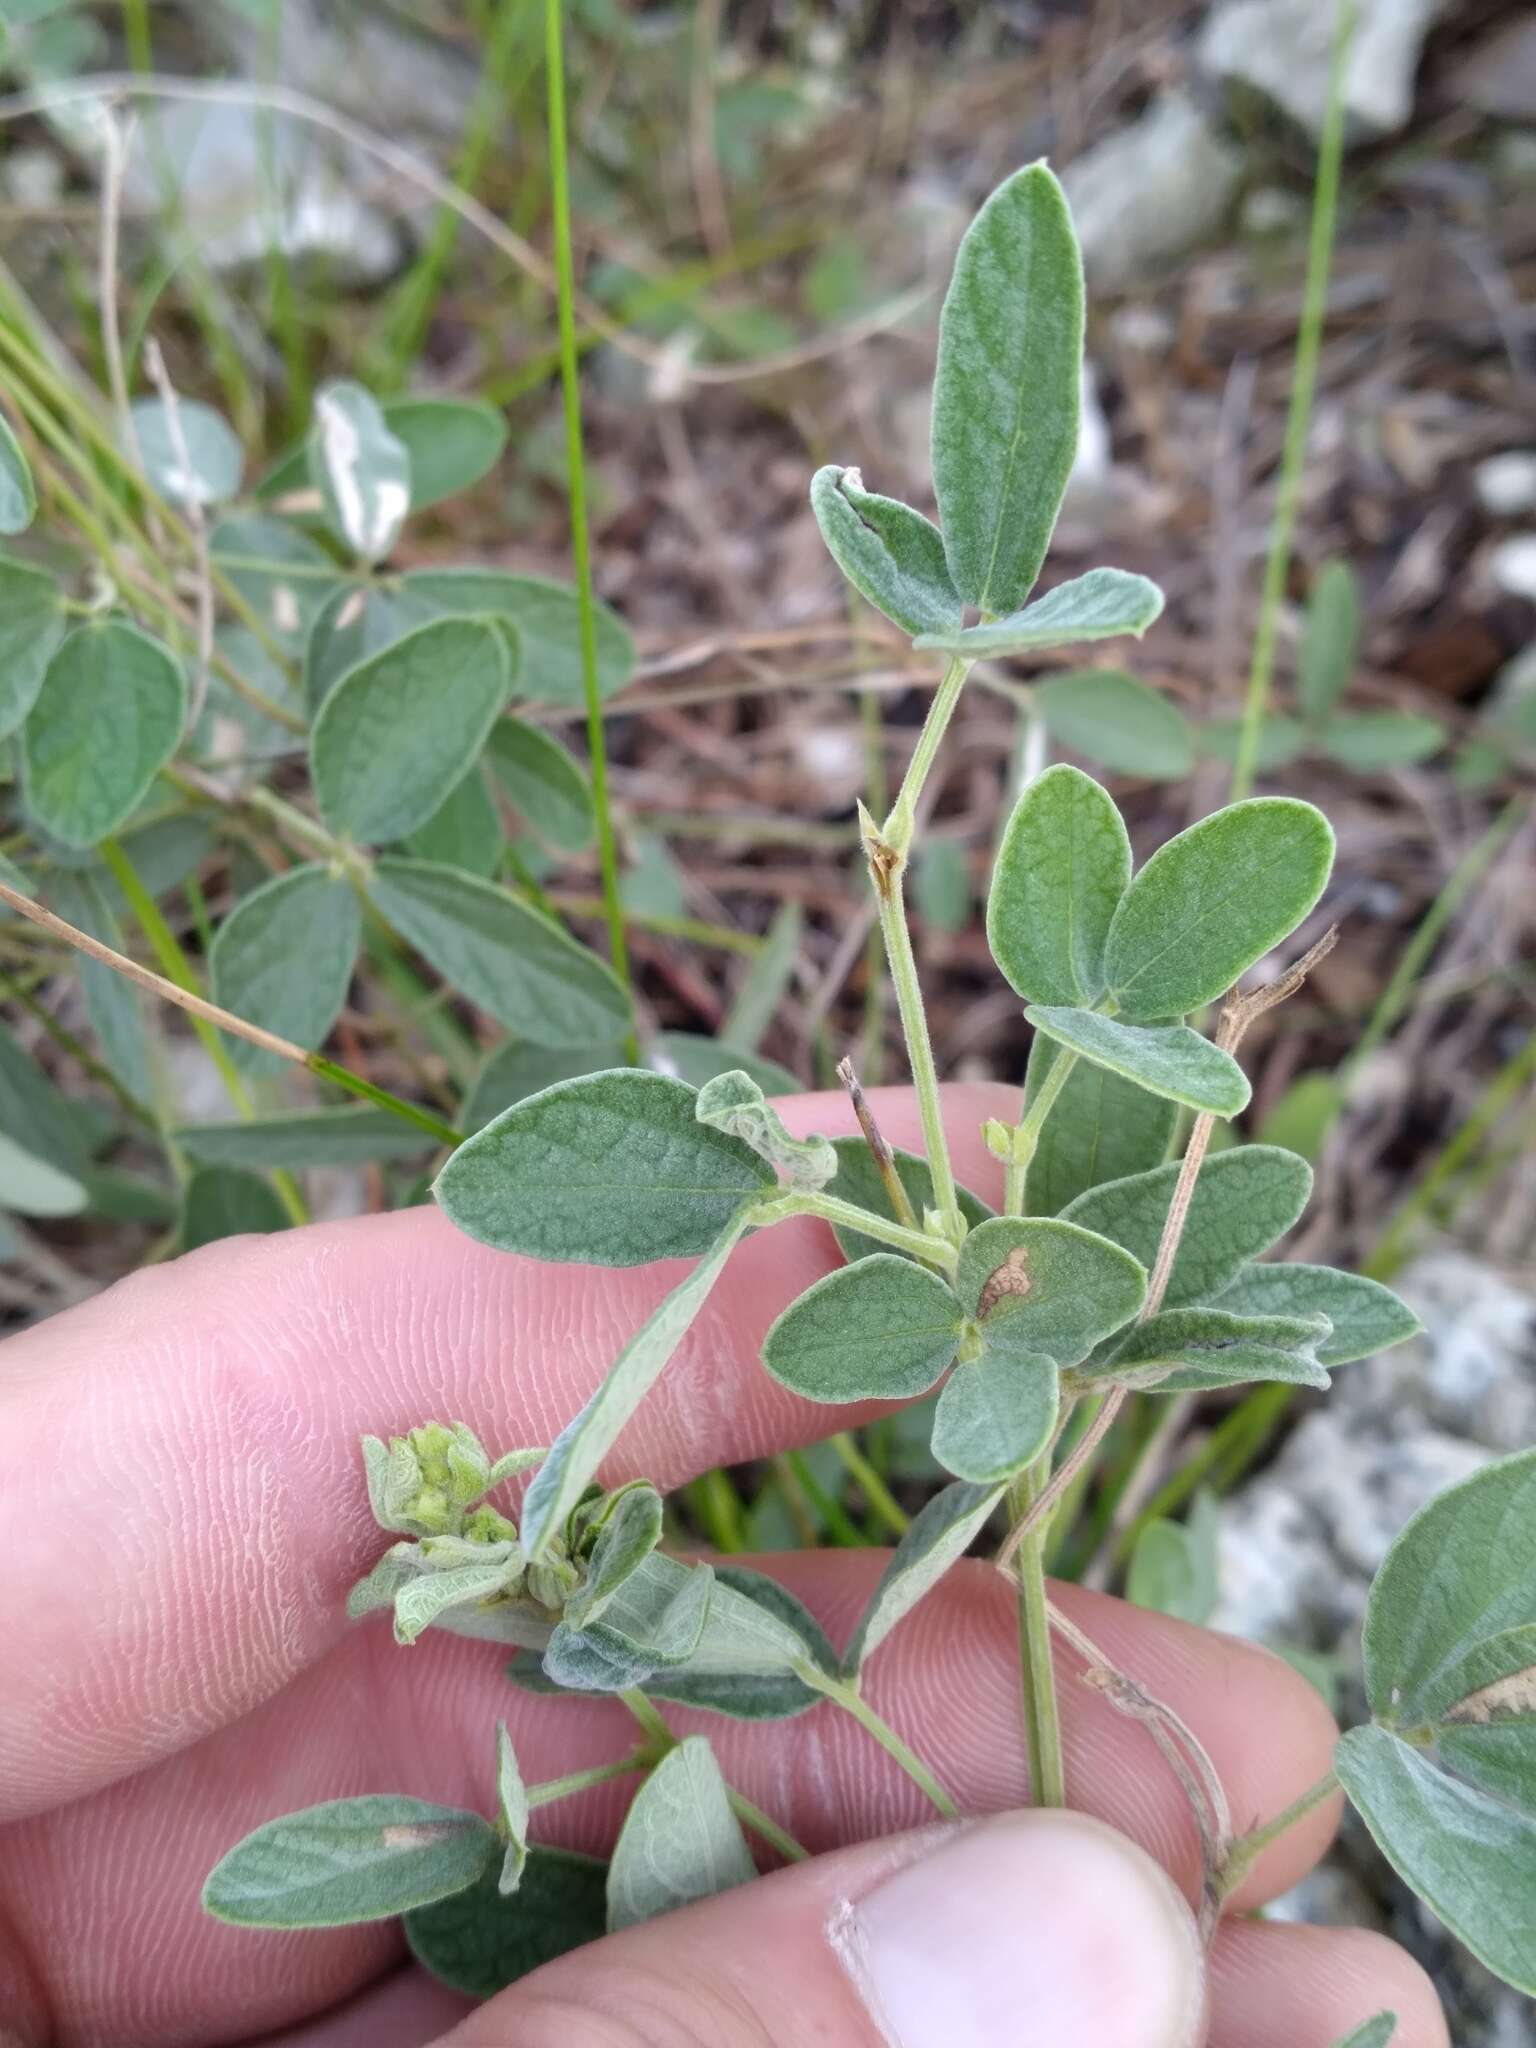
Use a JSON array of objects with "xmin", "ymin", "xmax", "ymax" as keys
[
  {"xmin": 1002, "ymin": 1047, "xmax": 1079, "ymax": 1216},
  {"xmin": 1227, "ymin": 0, "xmax": 1352, "ymax": 799},
  {"xmin": 761, "ymin": 1187, "xmax": 957, "ymax": 1271},
  {"xmin": 882, "ymin": 655, "xmax": 970, "ymax": 854},
  {"xmin": 1217, "ymin": 1768, "xmax": 1340, "ymax": 1901},
  {"xmin": 804, "ymin": 1671, "xmax": 959, "ymax": 1818},
  {"xmin": 1009, "ymin": 1457, "xmax": 1066, "ymax": 1806},
  {"xmin": 544, "ymin": 0, "xmax": 635, "ymax": 1059},
  {"xmin": 527, "ymin": 1751, "xmax": 653, "ymax": 1809},
  {"xmin": 871, "ymin": 868, "xmax": 961, "ymax": 1236}
]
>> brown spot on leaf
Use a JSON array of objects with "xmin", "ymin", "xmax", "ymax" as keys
[
  {"xmin": 381, "ymin": 1822, "xmax": 458, "ymax": 1851},
  {"xmin": 977, "ymin": 1245, "xmax": 1032, "ymax": 1320},
  {"xmin": 1444, "ymin": 1665, "xmax": 1536, "ymax": 1725}
]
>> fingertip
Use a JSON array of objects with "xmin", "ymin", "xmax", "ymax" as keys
[{"xmin": 1210, "ymin": 1918, "xmax": 1450, "ymax": 2048}]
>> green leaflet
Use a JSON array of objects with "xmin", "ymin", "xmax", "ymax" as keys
[
  {"xmin": 1127, "ymin": 1492, "xmax": 1221, "ymax": 1626},
  {"xmin": 380, "ymin": 396, "xmax": 508, "ymax": 510},
  {"xmin": 46, "ymin": 870, "xmax": 151, "ymax": 1101},
  {"xmin": 485, "ymin": 715, "xmax": 595, "ymax": 851},
  {"xmin": 436, "ymin": 1069, "xmax": 769, "ymax": 1265},
  {"xmin": 309, "ymin": 379, "xmax": 412, "ymax": 562},
  {"xmin": 694, "ymin": 1069, "xmax": 835, "ymax": 1190},
  {"xmin": 404, "ymin": 568, "xmax": 634, "ymax": 708},
  {"xmin": 0, "ymin": 556, "xmax": 65, "ymax": 739},
  {"xmin": 0, "ymin": 409, "xmax": 37, "ymax": 532},
  {"xmin": 1036, "ymin": 668, "xmax": 1194, "ymax": 780},
  {"xmin": 368, "ymin": 857, "xmax": 631, "ymax": 1047},
  {"xmin": 1022, "ymin": 1035, "xmax": 1177, "ymax": 1217},
  {"xmin": 203, "ymin": 1795, "xmax": 496, "ymax": 1928},
  {"xmin": 1320, "ymin": 712, "xmax": 1444, "ymax": 774},
  {"xmin": 606, "ymin": 1737, "xmax": 756, "ymax": 1933},
  {"xmin": 129, "ymin": 396, "xmax": 243, "ymax": 507},
  {"xmin": 494, "ymin": 1723, "xmax": 529, "ymax": 1895},
  {"xmin": 1025, "ymin": 1006, "xmax": 1250, "ymax": 1118},
  {"xmin": 843, "ymin": 1478, "xmax": 1005, "ymax": 1674},
  {"xmin": 1097, "ymin": 1307, "xmax": 1331, "ymax": 1392},
  {"xmin": 304, "ymin": 580, "xmax": 442, "ymax": 715},
  {"xmin": 1335, "ymin": 1724, "xmax": 1536, "ymax": 1997},
  {"xmin": 1103, "ymin": 798, "xmax": 1335, "ymax": 1020},
  {"xmin": 1298, "ymin": 559, "xmax": 1359, "ymax": 726},
  {"xmin": 0, "ymin": 1017, "xmax": 90, "ymax": 1177},
  {"xmin": 1060, "ymin": 1146, "xmax": 1313, "ymax": 1310},
  {"xmin": 956, "ymin": 1215, "xmax": 1146, "ymax": 1368},
  {"xmin": 930, "ymin": 161, "xmax": 1083, "ymax": 616},
  {"xmin": 724, "ymin": 901, "xmax": 802, "ymax": 1052},
  {"xmin": 1213, "ymin": 1263, "xmax": 1420, "ymax": 1368},
  {"xmin": 464, "ymin": 1040, "xmax": 626, "ymax": 1131},
  {"xmin": 563, "ymin": 1484, "xmax": 664, "ymax": 1631},
  {"xmin": 209, "ymin": 862, "xmax": 361, "ymax": 1075},
  {"xmin": 550, "ymin": 1554, "xmax": 714, "ymax": 1682},
  {"xmin": 819, "ymin": 1136, "xmax": 994, "ymax": 1265},
  {"xmin": 931, "ymin": 1346, "xmax": 1058, "ymax": 1484},
  {"xmin": 519, "ymin": 1216, "xmax": 750, "ymax": 1558},
  {"xmin": 311, "ymin": 618, "xmax": 513, "ymax": 845},
  {"xmin": 406, "ymin": 1847, "xmax": 607, "ymax": 1997},
  {"xmin": 912, "ymin": 568, "xmax": 1164, "ymax": 658},
  {"xmin": 23, "ymin": 620, "xmax": 187, "ymax": 848},
  {"xmin": 808, "ymin": 465, "xmax": 962, "ymax": 638},
  {"xmin": 762, "ymin": 1254, "xmax": 963, "ymax": 1404},
  {"xmin": 640, "ymin": 1567, "xmax": 838, "ymax": 1719},
  {"xmin": 211, "ymin": 514, "xmax": 343, "ymax": 652},
  {"xmin": 1333, "ymin": 1450, "xmax": 1536, "ymax": 1995},
  {"xmin": 1329, "ymin": 2018, "xmax": 1397, "ymax": 2048},
  {"xmin": 988, "ymin": 765, "xmax": 1130, "ymax": 1008},
  {"xmin": 402, "ymin": 766, "xmax": 504, "ymax": 876},
  {"xmin": 174, "ymin": 1106, "xmax": 436, "ymax": 1169},
  {"xmin": 180, "ymin": 1166, "xmax": 290, "ymax": 1250},
  {"xmin": 656, "ymin": 1032, "xmax": 801, "ymax": 1098},
  {"xmin": 0, "ymin": 1131, "xmax": 87, "ymax": 1217}
]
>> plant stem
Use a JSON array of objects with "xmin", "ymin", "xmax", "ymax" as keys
[
  {"xmin": 831, "ymin": 1432, "xmax": 910, "ymax": 1539},
  {"xmin": 804, "ymin": 1671, "xmax": 959, "ymax": 1818},
  {"xmin": 869, "ymin": 852, "xmax": 960, "ymax": 1236},
  {"xmin": 527, "ymin": 1751, "xmax": 653, "ymax": 1808},
  {"xmin": 765, "ymin": 1187, "xmax": 957, "ymax": 1271},
  {"xmin": 1003, "ymin": 1047, "xmax": 1079, "ymax": 1216},
  {"xmin": 1216, "ymin": 1768, "xmax": 1339, "ymax": 1902},
  {"xmin": 882, "ymin": 655, "xmax": 969, "ymax": 853},
  {"xmin": 1226, "ymin": 0, "xmax": 1353, "ymax": 801},
  {"xmin": 544, "ymin": 0, "xmax": 635, "ymax": 1060},
  {"xmin": 1009, "ymin": 1458, "xmax": 1066, "ymax": 1806}
]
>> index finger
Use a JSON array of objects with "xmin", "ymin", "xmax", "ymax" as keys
[{"xmin": 0, "ymin": 1083, "xmax": 1010, "ymax": 1824}]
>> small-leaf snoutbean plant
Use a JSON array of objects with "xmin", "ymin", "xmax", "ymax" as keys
[{"xmin": 200, "ymin": 167, "xmax": 1536, "ymax": 2018}]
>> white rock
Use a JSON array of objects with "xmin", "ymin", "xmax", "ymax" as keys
[
  {"xmin": 1199, "ymin": 0, "xmax": 1444, "ymax": 142},
  {"xmin": 1241, "ymin": 185, "xmax": 1308, "ymax": 235},
  {"xmin": 1489, "ymin": 533, "xmax": 1536, "ymax": 603},
  {"xmin": 1062, "ymin": 93, "xmax": 1243, "ymax": 291},
  {"xmin": 1475, "ymin": 450, "xmax": 1536, "ymax": 517}
]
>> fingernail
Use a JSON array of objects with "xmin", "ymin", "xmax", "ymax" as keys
[{"xmin": 832, "ymin": 1810, "xmax": 1205, "ymax": 2048}]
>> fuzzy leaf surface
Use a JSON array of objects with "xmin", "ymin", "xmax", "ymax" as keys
[
  {"xmin": 694, "ymin": 1070, "xmax": 835, "ymax": 1190},
  {"xmin": 369, "ymin": 858, "xmax": 630, "ymax": 1047},
  {"xmin": 1213, "ymin": 1263, "xmax": 1420, "ymax": 1368},
  {"xmin": 464, "ymin": 1041, "xmax": 626, "ymax": 1131},
  {"xmin": 402, "ymin": 767, "xmax": 503, "ymax": 877},
  {"xmin": 822, "ymin": 1137, "xmax": 992, "ymax": 1265},
  {"xmin": 563, "ymin": 1486, "xmax": 665, "ymax": 1631},
  {"xmin": 808, "ymin": 465, "xmax": 961, "ymax": 637},
  {"xmin": 988, "ymin": 764, "xmax": 1130, "ymax": 1008},
  {"xmin": 1060, "ymin": 1146, "xmax": 1313, "ymax": 1310},
  {"xmin": 930, "ymin": 161, "xmax": 1083, "ymax": 615},
  {"xmin": 485, "ymin": 716, "xmax": 594, "ymax": 851},
  {"xmin": 957, "ymin": 1215, "xmax": 1146, "ymax": 1367},
  {"xmin": 1099, "ymin": 1307, "xmax": 1331, "ymax": 1391},
  {"xmin": 303, "ymin": 581, "xmax": 442, "ymax": 715},
  {"xmin": 435, "ymin": 1070, "xmax": 769, "ymax": 1265},
  {"xmin": 931, "ymin": 1347, "xmax": 1058, "ymax": 1483},
  {"xmin": 1037, "ymin": 667, "xmax": 1193, "ymax": 779},
  {"xmin": 405, "ymin": 569, "xmax": 633, "ymax": 708},
  {"xmin": 210, "ymin": 862, "xmax": 360, "ymax": 1075},
  {"xmin": 383, "ymin": 397, "xmax": 508, "ymax": 510},
  {"xmin": 606, "ymin": 1737, "xmax": 756, "ymax": 1932},
  {"xmin": 311, "ymin": 618, "xmax": 511, "ymax": 845},
  {"xmin": 1022, "ymin": 1035, "xmax": 1176, "ymax": 1217},
  {"xmin": 843, "ymin": 1479, "xmax": 1005, "ymax": 1673},
  {"xmin": 0, "ymin": 411, "xmax": 36, "ymax": 532},
  {"xmin": 1025, "ymin": 1007, "xmax": 1250, "ymax": 1117},
  {"xmin": 0, "ymin": 557, "xmax": 65, "ymax": 738},
  {"xmin": 912, "ymin": 568, "xmax": 1163, "ymax": 657},
  {"xmin": 23, "ymin": 621, "xmax": 186, "ymax": 848},
  {"xmin": 204, "ymin": 1796, "xmax": 496, "ymax": 1928},
  {"xmin": 405, "ymin": 1847, "xmax": 607, "ymax": 1997},
  {"xmin": 1102, "ymin": 799, "xmax": 1334, "ymax": 1020},
  {"xmin": 309, "ymin": 380, "xmax": 411, "ymax": 562},
  {"xmin": 763, "ymin": 1254, "xmax": 961, "ymax": 1404}
]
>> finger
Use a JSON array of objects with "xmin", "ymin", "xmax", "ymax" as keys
[
  {"xmin": 437, "ymin": 1810, "xmax": 1206, "ymax": 2048},
  {"xmin": 0, "ymin": 1083, "xmax": 1011, "ymax": 1822},
  {"xmin": 0, "ymin": 1557, "xmax": 1341, "ymax": 2046},
  {"xmin": 1208, "ymin": 1918, "xmax": 1448, "ymax": 2048}
]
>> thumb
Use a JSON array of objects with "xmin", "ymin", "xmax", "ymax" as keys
[{"xmin": 432, "ymin": 1809, "xmax": 1207, "ymax": 2048}]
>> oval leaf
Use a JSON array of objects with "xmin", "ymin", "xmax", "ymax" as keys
[
  {"xmin": 368, "ymin": 857, "xmax": 630, "ymax": 1047},
  {"xmin": 404, "ymin": 569, "xmax": 634, "ymax": 708},
  {"xmin": 1299, "ymin": 560, "xmax": 1360, "ymax": 727},
  {"xmin": 402, "ymin": 765, "xmax": 504, "ymax": 877},
  {"xmin": 1099, "ymin": 1307, "xmax": 1331, "ymax": 1391},
  {"xmin": 210, "ymin": 863, "xmax": 361, "ymax": 1074},
  {"xmin": 436, "ymin": 1069, "xmax": 769, "ymax": 1266},
  {"xmin": 761, "ymin": 1253, "xmax": 962, "ymax": 1404},
  {"xmin": 23, "ymin": 621, "xmax": 186, "ymax": 848},
  {"xmin": 0, "ymin": 557, "xmax": 66, "ymax": 739},
  {"xmin": 1103, "ymin": 798, "xmax": 1335, "ymax": 1020},
  {"xmin": 957, "ymin": 1215, "xmax": 1146, "ymax": 1367},
  {"xmin": 912, "ymin": 568, "xmax": 1163, "ymax": 657},
  {"xmin": 405, "ymin": 1847, "xmax": 607, "ymax": 1998},
  {"xmin": 988, "ymin": 764, "xmax": 1130, "ymax": 1008},
  {"xmin": 0, "ymin": 1130, "xmax": 87, "ymax": 1217},
  {"xmin": 0, "ymin": 410, "xmax": 36, "ymax": 532},
  {"xmin": 1321, "ymin": 711, "xmax": 1444, "ymax": 774},
  {"xmin": 464, "ymin": 1039, "xmax": 626, "ymax": 1131},
  {"xmin": 1022, "ymin": 1034, "xmax": 1177, "ymax": 1216},
  {"xmin": 309, "ymin": 380, "xmax": 412, "ymax": 562},
  {"xmin": 1036, "ymin": 667, "xmax": 1193, "ymax": 779},
  {"xmin": 204, "ymin": 1796, "xmax": 496, "ymax": 1928},
  {"xmin": 1213, "ymin": 1262, "xmax": 1420, "ymax": 1369},
  {"xmin": 932, "ymin": 1346, "xmax": 1058, "ymax": 1483},
  {"xmin": 931, "ymin": 161, "xmax": 1083, "ymax": 615},
  {"xmin": 174, "ymin": 1106, "xmax": 434, "ymax": 1170},
  {"xmin": 485, "ymin": 715, "xmax": 594, "ymax": 851},
  {"xmin": 809, "ymin": 465, "xmax": 961, "ymax": 638},
  {"xmin": 606, "ymin": 1737, "xmax": 756, "ymax": 1933},
  {"xmin": 384, "ymin": 396, "xmax": 508, "ymax": 510},
  {"xmin": 1025, "ymin": 1006, "xmax": 1251, "ymax": 1117},
  {"xmin": 843, "ymin": 1478, "xmax": 1005, "ymax": 1673},
  {"xmin": 304, "ymin": 580, "xmax": 444, "ymax": 715},
  {"xmin": 129, "ymin": 396, "xmax": 243, "ymax": 506},
  {"xmin": 311, "ymin": 617, "xmax": 512, "ymax": 845},
  {"xmin": 1060, "ymin": 1146, "xmax": 1313, "ymax": 1310}
]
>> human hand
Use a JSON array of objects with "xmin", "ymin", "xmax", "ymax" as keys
[{"xmin": 0, "ymin": 1086, "xmax": 1445, "ymax": 2048}]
